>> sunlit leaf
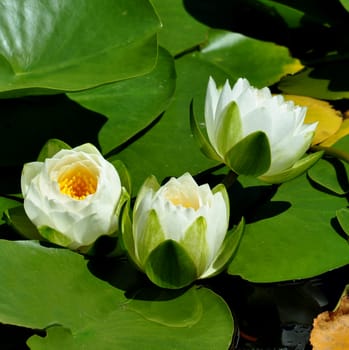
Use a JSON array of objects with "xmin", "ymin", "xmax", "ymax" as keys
[
  {"xmin": 279, "ymin": 67, "xmax": 349, "ymax": 100},
  {"xmin": 0, "ymin": 0, "xmax": 160, "ymax": 94},
  {"xmin": 321, "ymin": 119, "xmax": 349, "ymax": 147},
  {"xmin": 0, "ymin": 240, "xmax": 234, "ymax": 350},
  {"xmin": 199, "ymin": 29, "xmax": 303, "ymax": 87}
]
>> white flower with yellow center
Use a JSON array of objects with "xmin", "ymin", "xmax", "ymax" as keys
[
  {"xmin": 191, "ymin": 77, "xmax": 322, "ymax": 183},
  {"xmin": 122, "ymin": 172, "xmax": 244, "ymax": 289},
  {"xmin": 21, "ymin": 143, "xmax": 124, "ymax": 249}
]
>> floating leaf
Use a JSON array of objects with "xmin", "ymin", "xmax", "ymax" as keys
[
  {"xmin": 151, "ymin": 0, "xmax": 208, "ymax": 55},
  {"xmin": 228, "ymin": 173, "xmax": 349, "ymax": 282},
  {"xmin": 0, "ymin": 240, "xmax": 234, "ymax": 349},
  {"xmin": 321, "ymin": 119, "xmax": 349, "ymax": 147},
  {"xmin": 68, "ymin": 47, "xmax": 176, "ymax": 155},
  {"xmin": 0, "ymin": 0, "xmax": 160, "ymax": 94}
]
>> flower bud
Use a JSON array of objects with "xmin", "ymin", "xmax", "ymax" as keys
[
  {"xmin": 191, "ymin": 77, "xmax": 322, "ymax": 183},
  {"xmin": 122, "ymin": 173, "xmax": 243, "ymax": 289}
]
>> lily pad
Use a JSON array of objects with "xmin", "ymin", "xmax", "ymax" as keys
[
  {"xmin": 0, "ymin": 0, "xmax": 160, "ymax": 94},
  {"xmin": 0, "ymin": 240, "xmax": 234, "ymax": 349},
  {"xmin": 68, "ymin": 47, "xmax": 176, "ymax": 155},
  {"xmin": 228, "ymin": 173, "xmax": 349, "ymax": 282}
]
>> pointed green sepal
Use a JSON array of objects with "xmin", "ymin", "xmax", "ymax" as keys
[
  {"xmin": 215, "ymin": 101, "xmax": 243, "ymax": 157},
  {"xmin": 225, "ymin": 131, "xmax": 271, "ymax": 176},
  {"xmin": 180, "ymin": 216, "xmax": 209, "ymax": 276},
  {"xmin": 336, "ymin": 207, "xmax": 349, "ymax": 238},
  {"xmin": 212, "ymin": 183, "xmax": 230, "ymax": 220},
  {"xmin": 259, "ymin": 151, "xmax": 323, "ymax": 184},
  {"xmin": 189, "ymin": 100, "xmax": 222, "ymax": 162},
  {"xmin": 137, "ymin": 209, "xmax": 166, "ymax": 266},
  {"xmin": 145, "ymin": 240, "xmax": 198, "ymax": 289},
  {"xmin": 206, "ymin": 217, "xmax": 245, "ymax": 278},
  {"xmin": 38, "ymin": 226, "xmax": 74, "ymax": 248},
  {"xmin": 3, "ymin": 205, "xmax": 42, "ymax": 240},
  {"xmin": 120, "ymin": 200, "xmax": 140, "ymax": 267},
  {"xmin": 37, "ymin": 139, "xmax": 71, "ymax": 162},
  {"xmin": 115, "ymin": 187, "xmax": 130, "ymax": 225},
  {"xmin": 109, "ymin": 158, "xmax": 132, "ymax": 195}
]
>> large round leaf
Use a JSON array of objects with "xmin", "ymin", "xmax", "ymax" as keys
[
  {"xmin": 27, "ymin": 287, "xmax": 233, "ymax": 350},
  {"xmin": 0, "ymin": 240, "xmax": 234, "ymax": 349},
  {"xmin": 0, "ymin": 0, "xmax": 160, "ymax": 94},
  {"xmin": 67, "ymin": 47, "xmax": 176, "ymax": 155},
  {"xmin": 228, "ymin": 174, "xmax": 349, "ymax": 282}
]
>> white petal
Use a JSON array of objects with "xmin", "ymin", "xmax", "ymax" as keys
[{"xmin": 21, "ymin": 162, "xmax": 43, "ymax": 196}]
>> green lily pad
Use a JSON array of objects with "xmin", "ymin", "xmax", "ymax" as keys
[
  {"xmin": 0, "ymin": 240, "xmax": 234, "ymax": 349},
  {"xmin": 151, "ymin": 0, "xmax": 208, "ymax": 55},
  {"xmin": 0, "ymin": 0, "xmax": 160, "ymax": 94},
  {"xmin": 68, "ymin": 47, "xmax": 176, "ymax": 155},
  {"xmin": 27, "ymin": 287, "xmax": 233, "ymax": 350},
  {"xmin": 228, "ymin": 173, "xmax": 349, "ymax": 282}
]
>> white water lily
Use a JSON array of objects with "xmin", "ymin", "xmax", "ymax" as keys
[
  {"xmin": 193, "ymin": 76, "xmax": 321, "ymax": 183},
  {"xmin": 122, "ymin": 172, "xmax": 243, "ymax": 289},
  {"xmin": 21, "ymin": 143, "xmax": 124, "ymax": 249}
]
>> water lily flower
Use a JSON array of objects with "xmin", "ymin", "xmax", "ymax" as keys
[
  {"xmin": 190, "ymin": 77, "xmax": 322, "ymax": 183},
  {"xmin": 21, "ymin": 143, "xmax": 126, "ymax": 249},
  {"xmin": 122, "ymin": 173, "xmax": 244, "ymax": 289}
]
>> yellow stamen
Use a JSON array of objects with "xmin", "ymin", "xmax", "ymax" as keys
[
  {"xmin": 165, "ymin": 191, "xmax": 200, "ymax": 210},
  {"xmin": 58, "ymin": 165, "xmax": 97, "ymax": 200}
]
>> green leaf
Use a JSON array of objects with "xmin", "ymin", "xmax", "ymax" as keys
[
  {"xmin": 226, "ymin": 131, "xmax": 271, "ymax": 176},
  {"xmin": 145, "ymin": 240, "xmax": 198, "ymax": 289},
  {"xmin": 37, "ymin": 139, "xmax": 71, "ymax": 162},
  {"xmin": 137, "ymin": 209, "xmax": 166, "ymax": 266},
  {"xmin": 0, "ymin": 0, "xmax": 160, "ymax": 94},
  {"xmin": 307, "ymin": 157, "xmax": 349, "ymax": 195},
  {"xmin": 260, "ymin": 151, "xmax": 323, "ymax": 184},
  {"xmin": 151, "ymin": 0, "xmax": 208, "ymax": 55},
  {"xmin": 336, "ymin": 207, "xmax": 349, "ymax": 237},
  {"xmin": 27, "ymin": 287, "xmax": 233, "ymax": 350},
  {"xmin": 189, "ymin": 100, "xmax": 221, "ymax": 162},
  {"xmin": 3, "ymin": 205, "xmax": 42, "ymax": 240},
  {"xmin": 198, "ymin": 29, "xmax": 303, "ymax": 87},
  {"xmin": 339, "ymin": 0, "xmax": 349, "ymax": 12},
  {"xmin": 38, "ymin": 226, "xmax": 73, "ymax": 248},
  {"xmin": 0, "ymin": 240, "xmax": 124, "ymax": 330},
  {"xmin": 228, "ymin": 174, "xmax": 349, "ymax": 282},
  {"xmin": 0, "ymin": 241, "xmax": 234, "ymax": 349},
  {"xmin": 279, "ymin": 68, "xmax": 349, "ymax": 100},
  {"xmin": 181, "ymin": 216, "xmax": 209, "ymax": 275},
  {"xmin": 68, "ymin": 47, "xmax": 176, "ymax": 155},
  {"xmin": 0, "ymin": 197, "xmax": 22, "ymax": 225},
  {"xmin": 215, "ymin": 101, "xmax": 243, "ymax": 157}
]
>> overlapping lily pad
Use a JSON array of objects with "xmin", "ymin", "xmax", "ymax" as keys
[{"xmin": 0, "ymin": 239, "xmax": 234, "ymax": 349}]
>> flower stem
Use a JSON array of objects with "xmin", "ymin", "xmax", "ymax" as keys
[
  {"xmin": 222, "ymin": 170, "xmax": 239, "ymax": 189},
  {"xmin": 311, "ymin": 145, "xmax": 349, "ymax": 164}
]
